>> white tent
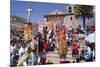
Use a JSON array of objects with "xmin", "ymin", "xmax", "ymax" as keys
[{"xmin": 85, "ymin": 32, "xmax": 95, "ymax": 43}]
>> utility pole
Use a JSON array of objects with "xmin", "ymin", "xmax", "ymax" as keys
[{"xmin": 27, "ymin": 8, "xmax": 32, "ymax": 22}]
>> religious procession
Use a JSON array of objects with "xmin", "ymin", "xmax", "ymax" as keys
[{"xmin": 10, "ymin": 1, "xmax": 95, "ymax": 66}]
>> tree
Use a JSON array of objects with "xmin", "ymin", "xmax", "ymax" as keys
[
  {"xmin": 10, "ymin": 15, "xmax": 27, "ymax": 23},
  {"xmin": 74, "ymin": 5, "xmax": 94, "ymax": 30}
]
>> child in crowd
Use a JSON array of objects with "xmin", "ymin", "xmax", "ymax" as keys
[{"xmin": 72, "ymin": 40, "xmax": 80, "ymax": 62}]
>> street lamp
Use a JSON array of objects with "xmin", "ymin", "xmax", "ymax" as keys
[{"xmin": 27, "ymin": 8, "xmax": 32, "ymax": 22}]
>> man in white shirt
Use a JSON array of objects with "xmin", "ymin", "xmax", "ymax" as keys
[
  {"xmin": 18, "ymin": 44, "xmax": 27, "ymax": 65},
  {"xmin": 10, "ymin": 44, "xmax": 16, "ymax": 54}
]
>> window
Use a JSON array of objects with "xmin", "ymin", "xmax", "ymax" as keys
[
  {"xmin": 70, "ymin": 17, "xmax": 72, "ymax": 20},
  {"xmin": 56, "ymin": 13, "xmax": 58, "ymax": 15},
  {"xmin": 74, "ymin": 6, "xmax": 76, "ymax": 11},
  {"xmin": 69, "ymin": 6, "xmax": 72, "ymax": 13}
]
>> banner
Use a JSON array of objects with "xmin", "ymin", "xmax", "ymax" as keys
[{"xmin": 24, "ymin": 23, "xmax": 32, "ymax": 41}]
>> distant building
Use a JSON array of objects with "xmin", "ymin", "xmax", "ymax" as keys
[
  {"xmin": 44, "ymin": 5, "xmax": 80, "ymax": 29},
  {"xmin": 64, "ymin": 5, "xmax": 80, "ymax": 29},
  {"xmin": 44, "ymin": 9, "xmax": 65, "ymax": 26},
  {"xmin": 86, "ymin": 22, "xmax": 95, "ymax": 32}
]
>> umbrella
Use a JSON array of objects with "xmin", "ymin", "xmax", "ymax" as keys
[{"xmin": 85, "ymin": 32, "xmax": 95, "ymax": 43}]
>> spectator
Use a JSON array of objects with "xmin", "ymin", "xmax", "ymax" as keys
[
  {"xmin": 72, "ymin": 40, "xmax": 80, "ymax": 62},
  {"xmin": 84, "ymin": 44, "xmax": 93, "ymax": 62},
  {"xmin": 30, "ymin": 37, "xmax": 38, "ymax": 65},
  {"xmin": 79, "ymin": 49, "xmax": 85, "ymax": 61},
  {"xmin": 40, "ymin": 49, "xmax": 47, "ymax": 64}
]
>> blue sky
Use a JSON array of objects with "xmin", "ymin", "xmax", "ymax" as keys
[
  {"xmin": 11, "ymin": 0, "xmax": 68, "ymax": 23},
  {"xmin": 10, "ymin": 0, "xmax": 95, "ymax": 25}
]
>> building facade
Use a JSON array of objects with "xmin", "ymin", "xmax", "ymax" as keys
[
  {"xmin": 44, "ymin": 9, "xmax": 65, "ymax": 25},
  {"xmin": 44, "ymin": 5, "xmax": 80, "ymax": 29},
  {"xmin": 64, "ymin": 5, "xmax": 80, "ymax": 29}
]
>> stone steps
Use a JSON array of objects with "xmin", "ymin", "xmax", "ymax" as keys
[
  {"xmin": 46, "ymin": 55, "xmax": 74, "ymax": 64},
  {"xmin": 46, "ymin": 44, "xmax": 87, "ymax": 63},
  {"xmin": 48, "ymin": 46, "xmax": 86, "ymax": 55}
]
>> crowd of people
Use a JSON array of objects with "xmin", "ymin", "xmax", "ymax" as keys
[{"xmin": 10, "ymin": 24, "xmax": 95, "ymax": 66}]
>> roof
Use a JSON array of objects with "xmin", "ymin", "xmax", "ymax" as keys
[
  {"xmin": 48, "ymin": 9, "xmax": 65, "ymax": 15},
  {"xmin": 86, "ymin": 19, "xmax": 95, "ymax": 26},
  {"xmin": 86, "ymin": 22, "xmax": 95, "ymax": 26},
  {"xmin": 44, "ymin": 9, "xmax": 75, "ymax": 17}
]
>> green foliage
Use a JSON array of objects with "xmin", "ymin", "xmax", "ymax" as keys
[
  {"xmin": 74, "ymin": 5, "xmax": 94, "ymax": 29},
  {"xmin": 10, "ymin": 15, "xmax": 27, "ymax": 23},
  {"xmin": 74, "ymin": 5, "xmax": 94, "ymax": 19}
]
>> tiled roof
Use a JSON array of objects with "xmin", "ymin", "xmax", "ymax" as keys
[
  {"xmin": 86, "ymin": 19, "xmax": 95, "ymax": 26},
  {"xmin": 86, "ymin": 22, "xmax": 95, "ymax": 26},
  {"xmin": 48, "ymin": 9, "xmax": 65, "ymax": 15}
]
